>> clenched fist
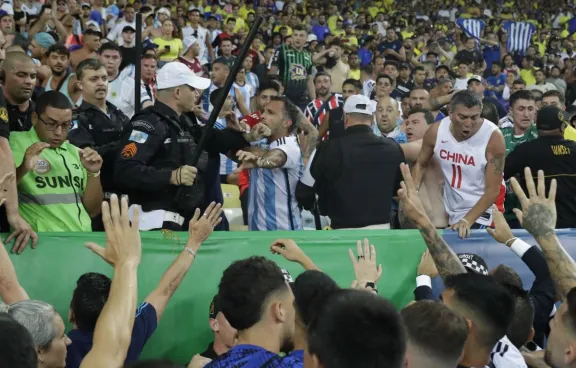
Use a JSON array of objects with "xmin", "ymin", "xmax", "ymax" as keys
[{"xmin": 171, "ymin": 165, "xmax": 198, "ymax": 186}]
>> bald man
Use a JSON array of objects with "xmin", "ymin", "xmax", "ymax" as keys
[
  {"xmin": 375, "ymin": 96, "xmax": 407, "ymax": 143},
  {"xmin": 0, "ymin": 53, "xmax": 38, "ymax": 251}
]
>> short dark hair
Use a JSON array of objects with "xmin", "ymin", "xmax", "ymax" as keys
[
  {"xmin": 342, "ymin": 78, "xmax": 362, "ymax": 91},
  {"xmin": 512, "ymin": 79, "xmax": 526, "ymax": 86},
  {"xmin": 491, "ymin": 264, "xmax": 523, "ymax": 288},
  {"xmin": 509, "ymin": 89, "xmax": 534, "ymax": 107},
  {"xmin": 563, "ymin": 287, "xmax": 576, "ymax": 332},
  {"xmin": 444, "ymin": 273, "xmax": 515, "ymax": 349},
  {"xmin": 269, "ymin": 96, "xmax": 300, "ymax": 132},
  {"xmin": 293, "ymin": 271, "xmax": 340, "ymax": 327},
  {"xmin": 258, "ymin": 80, "xmax": 281, "ymax": 94},
  {"xmin": 450, "ymin": 90, "xmax": 483, "ymax": 112},
  {"xmin": 376, "ymin": 73, "xmax": 394, "ymax": 86},
  {"xmin": 502, "ymin": 284, "xmax": 534, "ymax": 348},
  {"xmin": 46, "ymin": 43, "xmax": 70, "ymax": 58},
  {"xmin": 435, "ymin": 64, "xmax": 450, "ymax": 74},
  {"xmin": 218, "ymin": 256, "xmax": 288, "ymax": 331},
  {"xmin": 543, "ymin": 89, "xmax": 566, "ymax": 105},
  {"xmin": 308, "ymin": 290, "xmax": 406, "ymax": 368},
  {"xmin": 70, "ymin": 273, "xmax": 111, "ymax": 331},
  {"xmin": 76, "ymin": 58, "xmax": 105, "ymax": 81},
  {"xmin": 413, "ymin": 66, "xmax": 425, "ymax": 74},
  {"xmin": 314, "ymin": 71, "xmax": 331, "ymax": 83},
  {"xmin": 226, "ymin": 17, "xmax": 236, "ymax": 24},
  {"xmin": 35, "ymin": 91, "xmax": 72, "ymax": 116},
  {"xmin": 401, "ymin": 300, "xmax": 468, "ymax": 365},
  {"xmin": 481, "ymin": 100, "xmax": 500, "ymax": 125},
  {"xmin": 408, "ymin": 107, "xmax": 434, "ymax": 125},
  {"xmin": 0, "ymin": 313, "xmax": 37, "ymax": 368},
  {"xmin": 384, "ymin": 60, "xmax": 399, "ymax": 70},
  {"xmin": 98, "ymin": 42, "xmax": 121, "ymax": 55}
]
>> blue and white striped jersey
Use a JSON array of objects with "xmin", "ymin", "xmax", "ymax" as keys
[
  {"xmin": 248, "ymin": 135, "xmax": 303, "ymax": 231},
  {"xmin": 214, "ymin": 117, "xmax": 238, "ymax": 176}
]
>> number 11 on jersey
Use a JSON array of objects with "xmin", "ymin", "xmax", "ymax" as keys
[{"xmin": 451, "ymin": 164, "xmax": 462, "ymax": 189}]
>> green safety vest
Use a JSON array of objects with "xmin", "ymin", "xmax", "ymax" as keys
[{"xmin": 10, "ymin": 129, "xmax": 91, "ymax": 232}]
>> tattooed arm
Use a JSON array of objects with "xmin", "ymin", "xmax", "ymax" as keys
[
  {"xmin": 418, "ymin": 222, "xmax": 467, "ymax": 279},
  {"xmin": 461, "ymin": 130, "xmax": 506, "ymax": 225},
  {"xmin": 295, "ymin": 108, "xmax": 319, "ymax": 161},
  {"xmin": 237, "ymin": 149, "xmax": 288, "ymax": 169},
  {"xmin": 397, "ymin": 163, "xmax": 466, "ymax": 280},
  {"xmin": 511, "ymin": 169, "xmax": 576, "ymax": 298}
]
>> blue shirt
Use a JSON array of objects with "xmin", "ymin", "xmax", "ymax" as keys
[
  {"xmin": 357, "ymin": 48, "xmax": 373, "ymax": 68},
  {"xmin": 311, "ymin": 24, "xmax": 330, "ymax": 42},
  {"xmin": 486, "ymin": 73, "xmax": 507, "ymax": 100},
  {"xmin": 205, "ymin": 344, "xmax": 302, "ymax": 368},
  {"xmin": 435, "ymin": 111, "xmax": 446, "ymax": 122},
  {"xmin": 282, "ymin": 350, "xmax": 304, "ymax": 365},
  {"xmin": 482, "ymin": 45, "xmax": 500, "ymax": 70},
  {"xmin": 66, "ymin": 303, "xmax": 157, "ymax": 368}
]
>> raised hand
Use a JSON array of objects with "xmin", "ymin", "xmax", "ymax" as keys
[
  {"xmin": 417, "ymin": 249, "xmax": 439, "ymax": 278},
  {"xmin": 348, "ymin": 239, "xmax": 383, "ymax": 286},
  {"xmin": 85, "ymin": 195, "xmax": 141, "ymax": 267},
  {"xmin": 270, "ymin": 238, "xmax": 306, "ymax": 262},
  {"xmin": 486, "ymin": 204, "xmax": 515, "ymax": 245},
  {"xmin": 510, "ymin": 168, "xmax": 557, "ymax": 238},
  {"xmin": 397, "ymin": 163, "xmax": 429, "ymax": 227},
  {"xmin": 249, "ymin": 123, "xmax": 272, "ymax": 141},
  {"xmin": 187, "ymin": 202, "xmax": 223, "ymax": 249},
  {"xmin": 22, "ymin": 142, "xmax": 50, "ymax": 171},
  {"xmin": 0, "ymin": 172, "xmax": 14, "ymax": 207},
  {"xmin": 80, "ymin": 147, "xmax": 103, "ymax": 174},
  {"xmin": 236, "ymin": 150, "xmax": 259, "ymax": 169}
]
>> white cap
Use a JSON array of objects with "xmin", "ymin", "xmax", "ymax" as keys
[
  {"xmin": 468, "ymin": 75, "xmax": 483, "ymax": 83},
  {"xmin": 307, "ymin": 34, "xmax": 317, "ymax": 42},
  {"xmin": 182, "ymin": 36, "xmax": 198, "ymax": 55},
  {"xmin": 157, "ymin": 7, "xmax": 170, "ymax": 16},
  {"xmin": 343, "ymin": 95, "xmax": 376, "ymax": 115},
  {"xmin": 85, "ymin": 20, "xmax": 101, "ymax": 32},
  {"xmin": 157, "ymin": 62, "xmax": 211, "ymax": 90}
]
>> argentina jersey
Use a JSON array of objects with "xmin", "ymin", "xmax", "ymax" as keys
[
  {"xmin": 214, "ymin": 117, "xmax": 237, "ymax": 175},
  {"xmin": 205, "ymin": 344, "xmax": 301, "ymax": 368},
  {"xmin": 248, "ymin": 135, "xmax": 303, "ymax": 231}
]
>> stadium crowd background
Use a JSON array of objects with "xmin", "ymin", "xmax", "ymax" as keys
[{"xmin": 0, "ymin": 0, "xmax": 576, "ymax": 367}]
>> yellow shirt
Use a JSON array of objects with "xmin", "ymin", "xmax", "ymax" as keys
[
  {"xmin": 565, "ymin": 125, "xmax": 576, "ymax": 141},
  {"xmin": 332, "ymin": 29, "xmax": 345, "ymax": 38},
  {"xmin": 228, "ymin": 16, "xmax": 246, "ymax": 33},
  {"xmin": 273, "ymin": 24, "xmax": 292, "ymax": 35},
  {"xmin": 328, "ymin": 15, "xmax": 341, "ymax": 32},
  {"xmin": 153, "ymin": 37, "xmax": 183, "ymax": 61},
  {"xmin": 520, "ymin": 68, "xmax": 536, "ymax": 86},
  {"xmin": 342, "ymin": 35, "xmax": 358, "ymax": 48},
  {"xmin": 348, "ymin": 68, "xmax": 361, "ymax": 80}
]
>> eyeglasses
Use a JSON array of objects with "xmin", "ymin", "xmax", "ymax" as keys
[{"xmin": 38, "ymin": 115, "xmax": 73, "ymax": 131}]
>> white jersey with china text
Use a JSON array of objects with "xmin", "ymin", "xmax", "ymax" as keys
[{"xmin": 434, "ymin": 117, "xmax": 498, "ymax": 226}]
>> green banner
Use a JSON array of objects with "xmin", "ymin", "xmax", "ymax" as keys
[{"xmin": 8, "ymin": 230, "xmax": 426, "ymax": 363}]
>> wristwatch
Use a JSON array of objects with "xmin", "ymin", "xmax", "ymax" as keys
[{"xmin": 365, "ymin": 282, "xmax": 378, "ymax": 293}]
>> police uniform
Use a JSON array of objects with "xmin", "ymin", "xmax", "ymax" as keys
[
  {"xmin": 68, "ymin": 100, "xmax": 130, "ymax": 196},
  {"xmin": 504, "ymin": 106, "xmax": 576, "ymax": 228},
  {"xmin": 114, "ymin": 62, "xmax": 250, "ymax": 231},
  {"xmin": 296, "ymin": 95, "xmax": 405, "ymax": 229}
]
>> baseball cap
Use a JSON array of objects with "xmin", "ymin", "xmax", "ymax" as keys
[
  {"xmin": 182, "ymin": 36, "xmax": 199, "ymax": 55},
  {"xmin": 81, "ymin": 2, "xmax": 91, "ymax": 8},
  {"xmin": 307, "ymin": 34, "xmax": 317, "ymax": 43},
  {"xmin": 142, "ymin": 39, "xmax": 159, "ymax": 50},
  {"xmin": 536, "ymin": 105, "xmax": 566, "ymax": 131},
  {"xmin": 209, "ymin": 294, "xmax": 222, "ymax": 319},
  {"xmin": 157, "ymin": 62, "xmax": 211, "ymax": 90},
  {"xmin": 122, "ymin": 25, "xmax": 136, "ymax": 33},
  {"xmin": 343, "ymin": 94, "xmax": 376, "ymax": 115},
  {"xmin": 457, "ymin": 253, "xmax": 489, "ymax": 275},
  {"xmin": 85, "ymin": 20, "xmax": 101, "ymax": 32},
  {"xmin": 468, "ymin": 75, "xmax": 483, "ymax": 84},
  {"xmin": 157, "ymin": 7, "xmax": 170, "ymax": 16},
  {"xmin": 33, "ymin": 32, "xmax": 56, "ymax": 49}
]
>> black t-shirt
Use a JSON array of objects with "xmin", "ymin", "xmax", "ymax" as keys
[
  {"xmin": 455, "ymin": 49, "xmax": 484, "ymax": 66},
  {"xmin": 377, "ymin": 40, "xmax": 403, "ymax": 61},
  {"xmin": 0, "ymin": 88, "xmax": 34, "ymax": 139}
]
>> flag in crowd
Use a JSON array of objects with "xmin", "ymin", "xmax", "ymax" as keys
[
  {"xmin": 502, "ymin": 21, "xmax": 537, "ymax": 53},
  {"xmin": 456, "ymin": 18, "xmax": 486, "ymax": 40}
]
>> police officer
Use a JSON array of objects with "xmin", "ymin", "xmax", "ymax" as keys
[
  {"xmin": 296, "ymin": 94, "xmax": 405, "ymax": 229},
  {"xmin": 0, "ymin": 52, "xmax": 38, "ymax": 249},
  {"xmin": 504, "ymin": 105, "xmax": 576, "ymax": 228},
  {"xmin": 68, "ymin": 59, "xmax": 130, "ymax": 202},
  {"xmin": 114, "ymin": 62, "xmax": 252, "ymax": 231}
]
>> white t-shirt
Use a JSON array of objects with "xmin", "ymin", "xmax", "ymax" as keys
[
  {"xmin": 454, "ymin": 77, "xmax": 470, "ymax": 91},
  {"xmin": 117, "ymin": 77, "xmax": 153, "ymax": 118},
  {"xmin": 181, "ymin": 25, "xmax": 209, "ymax": 65},
  {"xmin": 488, "ymin": 336, "xmax": 527, "ymax": 368}
]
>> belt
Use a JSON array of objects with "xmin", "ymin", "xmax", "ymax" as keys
[{"xmin": 164, "ymin": 211, "xmax": 185, "ymax": 226}]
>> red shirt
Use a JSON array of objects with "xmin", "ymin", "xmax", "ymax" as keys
[{"xmin": 177, "ymin": 56, "xmax": 203, "ymax": 76}]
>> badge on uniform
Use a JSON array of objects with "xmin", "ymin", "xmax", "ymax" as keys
[
  {"xmin": 129, "ymin": 130, "xmax": 149, "ymax": 143},
  {"xmin": 0, "ymin": 107, "xmax": 7, "ymax": 123}
]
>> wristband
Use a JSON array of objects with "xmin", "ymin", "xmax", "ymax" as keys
[
  {"xmin": 504, "ymin": 237, "xmax": 518, "ymax": 247},
  {"xmin": 365, "ymin": 282, "xmax": 378, "ymax": 294},
  {"xmin": 184, "ymin": 247, "xmax": 197, "ymax": 257},
  {"xmin": 87, "ymin": 170, "xmax": 100, "ymax": 177}
]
